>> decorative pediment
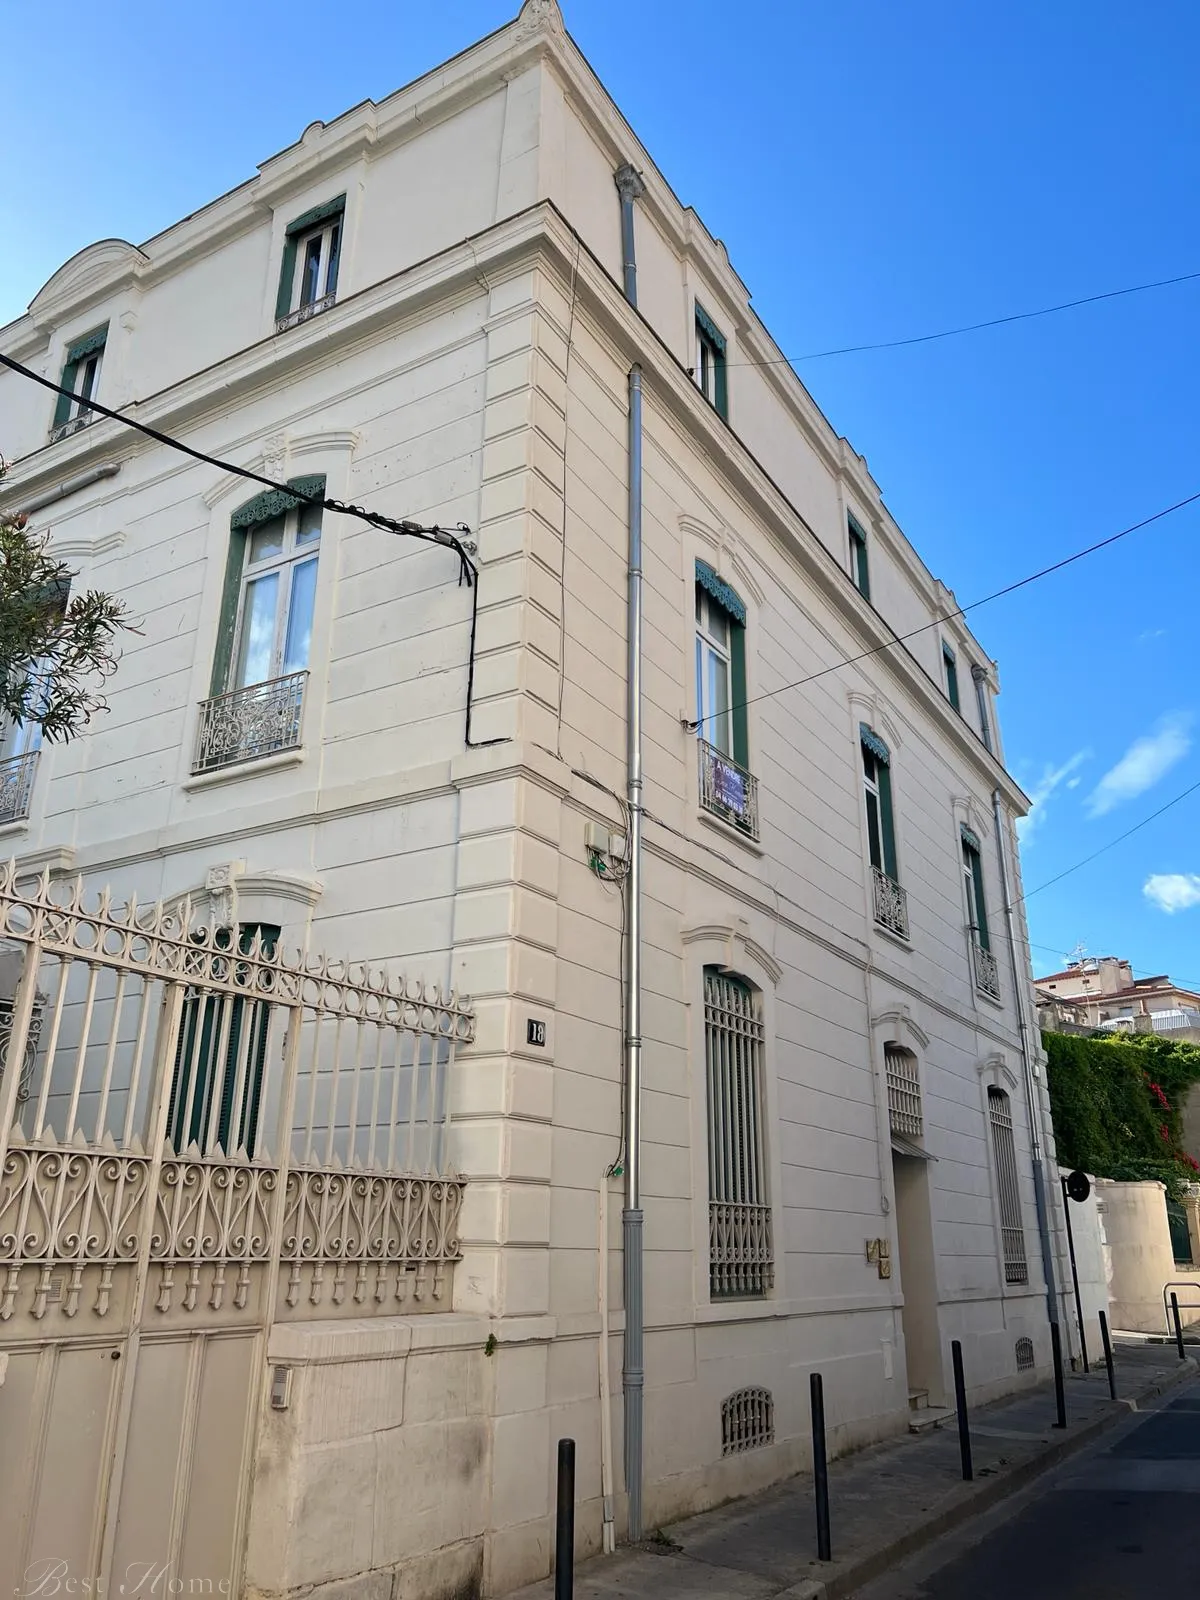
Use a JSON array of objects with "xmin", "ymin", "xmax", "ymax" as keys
[
  {"xmin": 977, "ymin": 1052, "xmax": 1019, "ymax": 1092},
  {"xmin": 29, "ymin": 240, "xmax": 148, "ymax": 323},
  {"xmin": 870, "ymin": 1005, "xmax": 930, "ymax": 1051},
  {"xmin": 681, "ymin": 921, "xmax": 782, "ymax": 988}
]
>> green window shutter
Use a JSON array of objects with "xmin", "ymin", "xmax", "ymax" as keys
[
  {"xmin": 878, "ymin": 762, "xmax": 898, "ymax": 881},
  {"xmin": 730, "ymin": 619, "xmax": 748, "ymax": 766},
  {"xmin": 968, "ymin": 849, "xmax": 990, "ymax": 950},
  {"xmin": 944, "ymin": 647, "xmax": 960, "ymax": 711},
  {"xmin": 210, "ymin": 528, "xmax": 248, "ymax": 695},
  {"xmin": 275, "ymin": 235, "xmax": 299, "ymax": 321},
  {"xmin": 714, "ymin": 351, "xmax": 728, "ymax": 421},
  {"xmin": 53, "ymin": 360, "xmax": 78, "ymax": 430},
  {"xmin": 850, "ymin": 521, "xmax": 871, "ymax": 601}
]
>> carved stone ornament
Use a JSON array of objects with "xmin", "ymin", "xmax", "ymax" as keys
[
  {"xmin": 517, "ymin": 0, "xmax": 564, "ymax": 36},
  {"xmin": 261, "ymin": 432, "xmax": 289, "ymax": 480}
]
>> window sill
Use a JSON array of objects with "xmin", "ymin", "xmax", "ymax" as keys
[
  {"xmin": 975, "ymin": 983, "xmax": 1006, "ymax": 1011},
  {"xmin": 0, "ymin": 818, "xmax": 31, "ymax": 842},
  {"xmin": 871, "ymin": 919, "xmax": 913, "ymax": 953},
  {"xmin": 182, "ymin": 748, "xmax": 305, "ymax": 791},
  {"xmin": 697, "ymin": 808, "xmax": 764, "ymax": 856}
]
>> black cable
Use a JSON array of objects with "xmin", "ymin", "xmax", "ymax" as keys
[
  {"xmin": 0, "ymin": 348, "xmax": 511, "ymax": 746},
  {"xmin": 0, "ymin": 350, "xmax": 476, "ymax": 582},
  {"xmin": 728, "ymin": 269, "xmax": 1200, "ymax": 368},
  {"xmin": 685, "ymin": 489, "xmax": 1200, "ymax": 732},
  {"xmin": 1018, "ymin": 778, "xmax": 1200, "ymax": 904}
]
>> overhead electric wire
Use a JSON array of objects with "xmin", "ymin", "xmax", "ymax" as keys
[
  {"xmin": 685, "ymin": 489, "xmax": 1200, "ymax": 733},
  {"xmin": 0, "ymin": 350, "xmax": 475, "ymax": 582},
  {"xmin": 727, "ymin": 268, "xmax": 1200, "ymax": 368},
  {"xmin": 1017, "ymin": 778, "xmax": 1200, "ymax": 903}
]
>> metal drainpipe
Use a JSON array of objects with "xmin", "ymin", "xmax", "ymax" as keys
[
  {"xmin": 622, "ymin": 363, "xmax": 645, "ymax": 1542},
  {"xmin": 992, "ymin": 787, "xmax": 1059, "ymax": 1326},
  {"xmin": 614, "ymin": 163, "xmax": 646, "ymax": 308},
  {"xmin": 17, "ymin": 462, "xmax": 121, "ymax": 517}
]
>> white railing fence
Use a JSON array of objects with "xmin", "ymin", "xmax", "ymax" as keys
[{"xmin": 0, "ymin": 865, "xmax": 473, "ymax": 1326}]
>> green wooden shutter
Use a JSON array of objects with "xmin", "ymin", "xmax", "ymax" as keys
[
  {"xmin": 878, "ymin": 762, "xmax": 898, "ymax": 881},
  {"xmin": 714, "ymin": 350, "xmax": 728, "ymax": 421},
  {"xmin": 52, "ymin": 360, "xmax": 78, "ymax": 430},
  {"xmin": 210, "ymin": 528, "xmax": 248, "ymax": 695},
  {"xmin": 969, "ymin": 849, "xmax": 990, "ymax": 950},
  {"xmin": 730, "ymin": 619, "xmax": 748, "ymax": 767},
  {"xmin": 275, "ymin": 236, "xmax": 299, "ymax": 321}
]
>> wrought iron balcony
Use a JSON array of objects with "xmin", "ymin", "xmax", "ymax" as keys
[
  {"xmin": 972, "ymin": 935, "xmax": 1001, "ymax": 1000},
  {"xmin": 276, "ymin": 293, "xmax": 337, "ymax": 333},
  {"xmin": 699, "ymin": 739, "xmax": 760, "ymax": 840},
  {"xmin": 49, "ymin": 411, "xmax": 95, "ymax": 443},
  {"xmin": 871, "ymin": 864, "xmax": 909, "ymax": 940},
  {"xmin": 193, "ymin": 672, "xmax": 307, "ymax": 774},
  {"xmin": 0, "ymin": 751, "xmax": 38, "ymax": 825}
]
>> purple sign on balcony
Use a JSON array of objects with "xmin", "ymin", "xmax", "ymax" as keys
[{"xmin": 712, "ymin": 757, "xmax": 747, "ymax": 815}]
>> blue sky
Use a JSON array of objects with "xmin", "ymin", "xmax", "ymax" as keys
[{"xmin": 4, "ymin": 0, "xmax": 1198, "ymax": 989}]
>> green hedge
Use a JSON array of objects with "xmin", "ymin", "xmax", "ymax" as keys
[{"xmin": 1044, "ymin": 1030, "xmax": 1200, "ymax": 1196}]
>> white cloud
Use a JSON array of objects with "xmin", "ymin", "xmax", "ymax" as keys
[
  {"xmin": 1015, "ymin": 750, "xmax": 1091, "ymax": 843},
  {"xmin": 1085, "ymin": 714, "xmax": 1192, "ymax": 818},
  {"xmin": 1144, "ymin": 873, "xmax": 1200, "ymax": 914}
]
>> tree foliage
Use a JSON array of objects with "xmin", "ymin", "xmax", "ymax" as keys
[
  {"xmin": 0, "ymin": 467, "xmax": 131, "ymax": 742},
  {"xmin": 1045, "ymin": 1028, "xmax": 1200, "ymax": 1197}
]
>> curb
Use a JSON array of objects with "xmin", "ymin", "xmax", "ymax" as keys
[{"xmin": 800, "ymin": 1357, "xmax": 1198, "ymax": 1599}]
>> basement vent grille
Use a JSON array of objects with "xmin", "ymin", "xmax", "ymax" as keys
[
  {"xmin": 721, "ymin": 1387, "xmax": 774, "ymax": 1455},
  {"xmin": 1015, "ymin": 1337, "xmax": 1035, "ymax": 1371}
]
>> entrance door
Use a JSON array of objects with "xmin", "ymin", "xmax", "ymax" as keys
[{"xmin": 892, "ymin": 1152, "xmax": 942, "ymax": 1408}]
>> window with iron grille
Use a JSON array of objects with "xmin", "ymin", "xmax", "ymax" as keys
[
  {"xmin": 705, "ymin": 968, "xmax": 772, "ymax": 1298},
  {"xmin": 885, "ymin": 1044, "xmax": 922, "ymax": 1139},
  {"xmin": 721, "ymin": 1386, "xmax": 774, "ymax": 1455},
  {"xmin": 1015, "ymin": 1336, "xmax": 1035, "ymax": 1370},
  {"xmin": 988, "ymin": 1088, "xmax": 1028, "ymax": 1284}
]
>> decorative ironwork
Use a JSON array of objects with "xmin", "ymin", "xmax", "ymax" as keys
[
  {"xmin": 49, "ymin": 413, "xmax": 96, "ymax": 444},
  {"xmin": 0, "ymin": 751, "xmax": 38, "ymax": 825},
  {"xmin": 1015, "ymin": 1336, "xmax": 1035, "ymax": 1371},
  {"xmin": 709, "ymin": 1201, "xmax": 773, "ymax": 1299},
  {"xmin": 699, "ymin": 739, "xmax": 759, "ymax": 839},
  {"xmin": 721, "ymin": 1387, "xmax": 774, "ymax": 1455},
  {"xmin": 695, "ymin": 559, "xmax": 746, "ymax": 625},
  {"xmin": 972, "ymin": 937, "xmax": 1001, "ymax": 1000},
  {"xmin": 872, "ymin": 865, "xmax": 909, "ymax": 939},
  {"xmin": 885, "ymin": 1044, "xmax": 922, "ymax": 1138},
  {"xmin": 0, "ymin": 863, "xmax": 474, "ymax": 1323},
  {"xmin": 193, "ymin": 671, "xmax": 307, "ymax": 773},
  {"xmin": 275, "ymin": 293, "xmax": 336, "ymax": 334},
  {"xmin": 989, "ymin": 1089, "xmax": 1028, "ymax": 1285}
]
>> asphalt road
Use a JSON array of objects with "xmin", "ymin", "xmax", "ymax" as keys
[{"xmin": 855, "ymin": 1377, "xmax": 1200, "ymax": 1600}]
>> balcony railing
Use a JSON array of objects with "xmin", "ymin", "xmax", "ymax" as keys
[
  {"xmin": 193, "ymin": 672, "xmax": 307, "ymax": 774},
  {"xmin": 49, "ymin": 411, "xmax": 95, "ymax": 444},
  {"xmin": 276, "ymin": 293, "xmax": 337, "ymax": 334},
  {"xmin": 0, "ymin": 752, "xmax": 38, "ymax": 825},
  {"xmin": 972, "ymin": 935, "xmax": 1001, "ymax": 1000},
  {"xmin": 699, "ymin": 739, "xmax": 760, "ymax": 840},
  {"xmin": 871, "ymin": 864, "xmax": 909, "ymax": 940}
]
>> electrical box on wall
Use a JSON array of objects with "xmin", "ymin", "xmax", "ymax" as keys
[{"xmin": 585, "ymin": 820, "xmax": 611, "ymax": 857}]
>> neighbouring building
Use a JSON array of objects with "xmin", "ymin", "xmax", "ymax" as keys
[
  {"xmin": 0, "ymin": 4, "xmax": 1070, "ymax": 1597},
  {"xmin": 1035, "ymin": 955, "xmax": 1200, "ymax": 1039}
]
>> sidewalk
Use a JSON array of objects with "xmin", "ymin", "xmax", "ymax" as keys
[{"xmin": 511, "ymin": 1342, "xmax": 1196, "ymax": 1600}]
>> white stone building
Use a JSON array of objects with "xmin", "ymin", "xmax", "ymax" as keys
[{"xmin": 0, "ymin": 3, "xmax": 1070, "ymax": 1596}]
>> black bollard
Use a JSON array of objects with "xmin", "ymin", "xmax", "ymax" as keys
[
  {"xmin": 1050, "ymin": 1321, "xmax": 1067, "ymax": 1428},
  {"xmin": 810, "ymin": 1371, "xmax": 832, "ymax": 1562},
  {"xmin": 1171, "ymin": 1293, "xmax": 1186, "ymax": 1361},
  {"xmin": 951, "ymin": 1340, "xmax": 973, "ymax": 1481},
  {"xmin": 555, "ymin": 1437, "xmax": 575, "ymax": 1600},
  {"xmin": 1099, "ymin": 1309, "xmax": 1117, "ymax": 1401}
]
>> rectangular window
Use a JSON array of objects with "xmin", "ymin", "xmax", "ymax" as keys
[
  {"xmin": 695, "ymin": 563, "xmax": 758, "ymax": 837},
  {"xmin": 988, "ymin": 1088, "xmax": 1028, "ymax": 1284},
  {"xmin": 694, "ymin": 303, "xmax": 728, "ymax": 420},
  {"xmin": 168, "ymin": 924, "xmax": 279, "ymax": 1158},
  {"xmin": 230, "ymin": 501, "xmax": 322, "ymax": 692},
  {"xmin": 51, "ymin": 326, "xmax": 108, "ymax": 441},
  {"xmin": 848, "ymin": 514, "xmax": 870, "ymax": 600},
  {"xmin": 943, "ymin": 642, "xmax": 960, "ymax": 711},
  {"xmin": 962, "ymin": 837, "xmax": 990, "ymax": 951},
  {"xmin": 862, "ymin": 740, "xmax": 898, "ymax": 882},
  {"xmin": 972, "ymin": 664, "xmax": 993, "ymax": 752},
  {"xmin": 705, "ymin": 968, "xmax": 772, "ymax": 1298},
  {"xmin": 275, "ymin": 196, "xmax": 345, "ymax": 331}
]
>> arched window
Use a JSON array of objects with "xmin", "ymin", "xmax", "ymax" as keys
[
  {"xmin": 988, "ymin": 1087, "xmax": 1028, "ymax": 1284},
  {"xmin": 884, "ymin": 1043, "xmax": 922, "ymax": 1140},
  {"xmin": 704, "ymin": 967, "xmax": 771, "ymax": 1298}
]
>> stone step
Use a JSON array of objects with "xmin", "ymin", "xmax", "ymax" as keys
[
  {"xmin": 909, "ymin": 1406, "xmax": 956, "ymax": 1435},
  {"xmin": 908, "ymin": 1388, "xmax": 929, "ymax": 1410}
]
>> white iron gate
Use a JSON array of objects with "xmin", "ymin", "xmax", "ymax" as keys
[{"xmin": 0, "ymin": 864, "xmax": 472, "ymax": 1596}]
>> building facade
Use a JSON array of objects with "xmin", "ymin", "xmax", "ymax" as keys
[
  {"xmin": 0, "ymin": 4, "xmax": 1069, "ymax": 1596},
  {"xmin": 1036, "ymin": 955, "xmax": 1200, "ymax": 1038}
]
